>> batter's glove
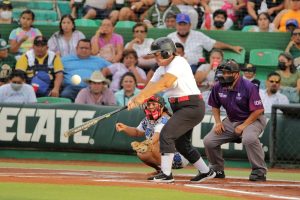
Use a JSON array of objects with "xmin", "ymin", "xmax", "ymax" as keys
[{"xmin": 131, "ymin": 139, "xmax": 153, "ymax": 154}]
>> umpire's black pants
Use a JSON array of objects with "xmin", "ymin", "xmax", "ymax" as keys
[{"xmin": 160, "ymin": 95, "xmax": 205, "ymax": 164}]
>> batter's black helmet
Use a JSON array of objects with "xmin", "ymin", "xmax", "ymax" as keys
[
  {"xmin": 217, "ymin": 59, "xmax": 240, "ymax": 72},
  {"xmin": 148, "ymin": 37, "xmax": 176, "ymax": 59}
]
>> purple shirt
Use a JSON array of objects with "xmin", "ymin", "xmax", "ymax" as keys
[
  {"xmin": 75, "ymin": 87, "xmax": 116, "ymax": 105},
  {"xmin": 208, "ymin": 77, "xmax": 264, "ymax": 122}
]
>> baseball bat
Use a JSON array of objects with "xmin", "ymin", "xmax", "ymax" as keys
[{"xmin": 64, "ymin": 106, "xmax": 127, "ymax": 137}]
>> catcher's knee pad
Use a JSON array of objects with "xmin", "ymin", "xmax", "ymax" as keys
[{"xmin": 172, "ymin": 152, "xmax": 189, "ymax": 169}]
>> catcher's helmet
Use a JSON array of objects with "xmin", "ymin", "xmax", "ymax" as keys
[
  {"xmin": 148, "ymin": 37, "xmax": 176, "ymax": 59},
  {"xmin": 143, "ymin": 95, "xmax": 166, "ymax": 120}
]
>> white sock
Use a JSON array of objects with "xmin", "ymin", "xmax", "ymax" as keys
[
  {"xmin": 193, "ymin": 157, "xmax": 209, "ymax": 173},
  {"xmin": 161, "ymin": 153, "xmax": 174, "ymax": 176}
]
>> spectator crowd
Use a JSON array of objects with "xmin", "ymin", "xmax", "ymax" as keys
[{"xmin": 0, "ymin": 0, "xmax": 299, "ymax": 107}]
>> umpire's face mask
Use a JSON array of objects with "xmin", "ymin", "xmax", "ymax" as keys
[{"xmin": 215, "ymin": 69, "xmax": 237, "ymax": 87}]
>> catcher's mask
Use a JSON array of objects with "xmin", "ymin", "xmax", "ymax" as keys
[
  {"xmin": 215, "ymin": 59, "xmax": 240, "ymax": 87},
  {"xmin": 143, "ymin": 95, "xmax": 165, "ymax": 120}
]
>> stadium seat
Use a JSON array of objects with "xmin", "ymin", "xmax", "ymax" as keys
[
  {"xmin": 57, "ymin": 1, "xmax": 72, "ymax": 17},
  {"xmin": 242, "ymin": 25, "xmax": 256, "ymax": 32},
  {"xmin": 115, "ymin": 21, "xmax": 136, "ymax": 28},
  {"xmin": 249, "ymin": 49, "xmax": 283, "ymax": 67},
  {"xmin": 11, "ymin": 1, "xmax": 54, "ymax": 10},
  {"xmin": 249, "ymin": 49, "xmax": 283, "ymax": 80},
  {"xmin": 223, "ymin": 48, "xmax": 246, "ymax": 64},
  {"xmin": 37, "ymin": 97, "xmax": 72, "ymax": 104},
  {"xmin": 13, "ymin": 8, "xmax": 58, "ymax": 22},
  {"xmin": 75, "ymin": 19, "xmax": 101, "ymax": 27}
]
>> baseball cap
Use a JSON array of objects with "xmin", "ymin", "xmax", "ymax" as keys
[
  {"xmin": 33, "ymin": 36, "xmax": 48, "ymax": 46},
  {"xmin": 0, "ymin": 0, "xmax": 13, "ymax": 9},
  {"xmin": 0, "ymin": 38, "xmax": 10, "ymax": 50},
  {"xmin": 286, "ymin": 19, "xmax": 299, "ymax": 28},
  {"xmin": 176, "ymin": 13, "xmax": 191, "ymax": 24}
]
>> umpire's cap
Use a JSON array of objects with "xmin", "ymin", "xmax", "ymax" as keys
[
  {"xmin": 217, "ymin": 59, "xmax": 240, "ymax": 72},
  {"xmin": 148, "ymin": 37, "xmax": 176, "ymax": 55}
]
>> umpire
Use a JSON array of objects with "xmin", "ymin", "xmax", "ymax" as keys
[
  {"xmin": 204, "ymin": 60, "xmax": 267, "ymax": 181},
  {"xmin": 128, "ymin": 37, "xmax": 215, "ymax": 183}
]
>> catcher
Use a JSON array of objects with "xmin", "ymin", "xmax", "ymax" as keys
[{"xmin": 116, "ymin": 95, "xmax": 189, "ymax": 175}]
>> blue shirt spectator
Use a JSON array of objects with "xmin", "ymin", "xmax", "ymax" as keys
[{"xmin": 60, "ymin": 39, "xmax": 111, "ymax": 101}]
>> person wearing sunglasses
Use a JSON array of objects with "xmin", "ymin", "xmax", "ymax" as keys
[
  {"xmin": 259, "ymin": 72, "xmax": 289, "ymax": 113},
  {"xmin": 0, "ymin": 70, "xmax": 36, "ymax": 103},
  {"xmin": 204, "ymin": 59, "xmax": 268, "ymax": 182}
]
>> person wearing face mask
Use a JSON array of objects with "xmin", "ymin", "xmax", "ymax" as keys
[
  {"xmin": 204, "ymin": 59, "xmax": 268, "ymax": 182},
  {"xmin": 0, "ymin": 70, "xmax": 37, "ymax": 103},
  {"xmin": 276, "ymin": 52, "xmax": 300, "ymax": 103},
  {"xmin": 0, "ymin": 0, "xmax": 13, "ymax": 24},
  {"xmin": 143, "ymin": 0, "xmax": 181, "ymax": 28},
  {"xmin": 259, "ymin": 72, "xmax": 289, "ymax": 113},
  {"xmin": 212, "ymin": 9, "xmax": 227, "ymax": 30}
]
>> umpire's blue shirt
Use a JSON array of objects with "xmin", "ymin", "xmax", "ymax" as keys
[{"xmin": 208, "ymin": 77, "xmax": 264, "ymax": 122}]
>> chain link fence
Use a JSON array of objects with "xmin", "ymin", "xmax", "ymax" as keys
[{"xmin": 269, "ymin": 104, "xmax": 300, "ymax": 168}]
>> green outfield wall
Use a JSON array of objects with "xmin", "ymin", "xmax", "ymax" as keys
[{"xmin": 0, "ymin": 103, "xmax": 275, "ymax": 160}]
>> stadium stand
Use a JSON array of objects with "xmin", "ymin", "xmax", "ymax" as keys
[
  {"xmin": 37, "ymin": 96, "xmax": 72, "ymax": 104},
  {"xmin": 223, "ymin": 48, "xmax": 246, "ymax": 64}
]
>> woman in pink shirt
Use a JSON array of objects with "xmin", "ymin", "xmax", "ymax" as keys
[{"xmin": 91, "ymin": 19, "xmax": 124, "ymax": 63}]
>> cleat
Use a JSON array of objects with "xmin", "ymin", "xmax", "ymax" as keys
[
  {"xmin": 148, "ymin": 172, "xmax": 174, "ymax": 183},
  {"xmin": 190, "ymin": 168, "xmax": 216, "ymax": 182}
]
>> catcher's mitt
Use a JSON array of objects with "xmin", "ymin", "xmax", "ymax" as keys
[{"xmin": 131, "ymin": 139, "xmax": 153, "ymax": 154}]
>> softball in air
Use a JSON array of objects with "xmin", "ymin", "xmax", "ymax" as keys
[{"xmin": 71, "ymin": 75, "xmax": 81, "ymax": 85}]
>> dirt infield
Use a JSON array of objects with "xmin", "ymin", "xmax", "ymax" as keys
[{"xmin": 0, "ymin": 159, "xmax": 299, "ymax": 200}]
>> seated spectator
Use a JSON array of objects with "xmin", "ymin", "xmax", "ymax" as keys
[
  {"xmin": 276, "ymin": 52, "xmax": 300, "ymax": 103},
  {"xmin": 202, "ymin": 9, "xmax": 231, "ymax": 30},
  {"xmin": 9, "ymin": 9, "xmax": 42, "ymax": 56},
  {"xmin": 143, "ymin": 0, "xmax": 181, "ymax": 28},
  {"xmin": 175, "ymin": 42, "xmax": 185, "ymax": 57},
  {"xmin": 91, "ymin": 19, "xmax": 124, "ymax": 63},
  {"xmin": 125, "ymin": 22, "xmax": 155, "ymax": 71},
  {"xmin": 0, "ymin": 38, "xmax": 16, "ymax": 86},
  {"xmin": 285, "ymin": 28, "xmax": 300, "ymax": 66},
  {"xmin": 273, "ymin": 0, "xmax": 300, "ymax": 32},
  {"xmin": 201, "ymin": 0, "xmax": 245, "ymax": 29},
  {"xmin": 61, "ymin": 39, "xmax": 111, "ymax": 101},
  {"xmin": 243, "ymin": 0, "xmax": 284, "ymax": 27},
  {"xmin": 285, "ymin": 19, "xmax": 299, "ymax": 33},
  {"xmin": 249, "ymin": 12, "xmax": 277, "ymax": 32},
  {"xmin": 79, "ymin": 0, "xmax": 119, "ymax": 24},
  {"xmin": 172, "ymin": 0, "xmax": 199, "ymax": 29},
  {"xmin": 48, "ymin": 14, "xmax": 85, "ymax": 57},
  {"xmin": 194, "ymin": 49, "xmax": 223, "ymax": 107},
  {"xmin": 241, "ymin": 63, "xmax": 261, "ymax": 88},
  {"xmin": 164, "ymin": 12, "xmax": 177, "ymax": 29},
  {"xmin": 168, "ymin": 13, "xmax": 243, "ymax": 73},
  {"xmin": 114, "ymin": 72, "xmax": 140, "ymax": 106},
  {"xmin": 259, "ymin": 71, "xmax": 289, "ymax": 113},
  {"xmin": 0, "ymin": 70, "xmax": 36, "ymax": 103},
  {"xmin": 102, "ymin": 49, "xmax": 147, "ymax": 92},
  {"xmin": 75, "ymin": 70, "xmax": 116, "ymax": 105},
  {"xmin": 69, "ymin": 0, "xmax": 84, "ymax": 19},
  {"xmin": 15, "ymin": 36, "xmax": 63, "ymax": 97},
  {"xmin": 0, "ymin": 0, "xmax": 13, "ymax": 24},
  {"xmin": 118, "ymin": 0, "xmax": 154, "ymax": 21}
]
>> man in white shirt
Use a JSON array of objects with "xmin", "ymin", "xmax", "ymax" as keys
[
  {"xmin": 0, "ymin": 70, "xmax": 37, "ymax": 103},
  {"xmin": 259, "ymin": 72, "xmax": 289, "ymax": 113},
  {"xmin": 167, "ymin": 13, "xmax": 243, "ymax": 73}
]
